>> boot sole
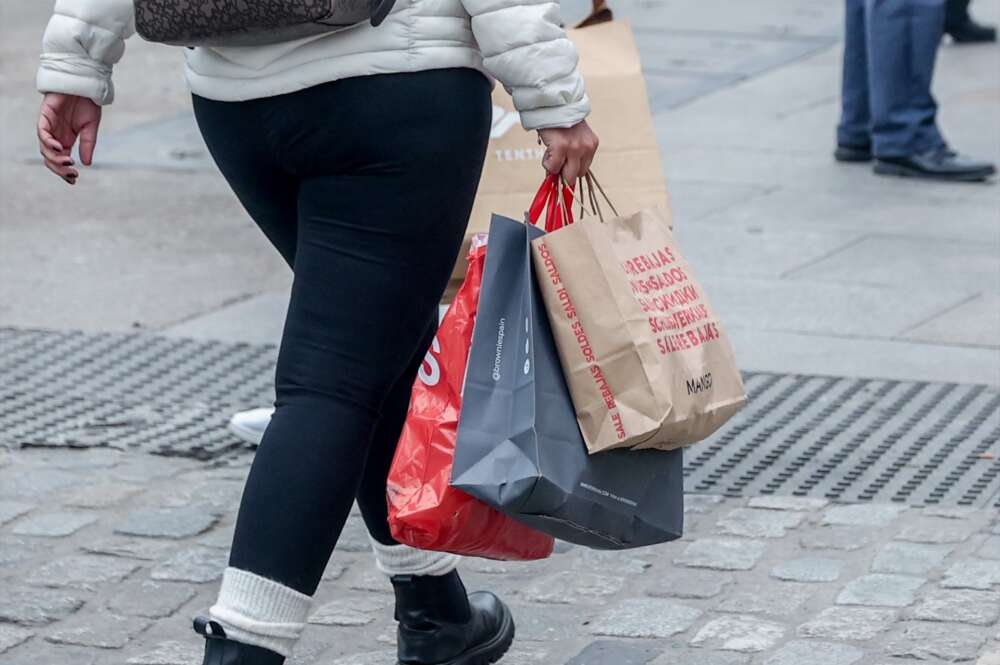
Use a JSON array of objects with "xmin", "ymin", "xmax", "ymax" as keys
[
  {"xmin": 404, "ymin": 603, "xmax": 515, "ymax": 665},
  {"xmin": 874, "ymin": 161, "xmax": 996, "ymax": 182}
]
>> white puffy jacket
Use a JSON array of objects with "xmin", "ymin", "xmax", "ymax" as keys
[{"xmin": 37, "ymin": 0, "xmax": 590, "ymax": 130}]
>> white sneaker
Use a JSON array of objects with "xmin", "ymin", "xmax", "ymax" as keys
[
  {"xmin": 227, "ymin": 308, "xmax": 445, "ymax": 447},
  {"xmin": 227, "ymin": 407, "xmax": 274, "ymax": 446}
]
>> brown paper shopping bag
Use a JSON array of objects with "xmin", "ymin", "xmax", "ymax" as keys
[
  {"xmin": 530, "ymin": 178, "xmax": 746, "ymax": 454},
  {"xmin": 444, "ymin": 9, "xmax": 668, "ymax": 301}
]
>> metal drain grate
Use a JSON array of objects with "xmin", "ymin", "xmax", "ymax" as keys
[
  {"xmin": 686, "ymin": 374, "xmax": 1000, "ymax": 508},
  {"xmin": 1, "ymin": 328, "xmax": 997, "ymax": 506},
  {"xmin": 0, "ymin": 328, "xmax": 275, "ymax": 460}
]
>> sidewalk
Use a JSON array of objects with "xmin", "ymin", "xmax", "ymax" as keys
[
  {"xmin": 2, "ymin": 447, "xmax": 998, "ymax": 665},
  {"xmin": 1, "ymin": 0, "xmax": 999, "ymax": 663}
]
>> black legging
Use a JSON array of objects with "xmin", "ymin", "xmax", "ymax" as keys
[{"xmin": 193, "ymin": 68, "xmax": 492, "ymax": 595}]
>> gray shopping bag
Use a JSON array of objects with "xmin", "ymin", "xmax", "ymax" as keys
[{"xmin": 451, "ymin": 214, "xmax": 684, "ymax": 549}]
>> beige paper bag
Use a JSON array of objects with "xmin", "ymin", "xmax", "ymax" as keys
[
  {"xmin": 531, "ymin": 203, "xmax": 746, "ymax": 453},
  {"xmin": 444, "ymin": 17, "xmax": 669, "ymax": 302}
]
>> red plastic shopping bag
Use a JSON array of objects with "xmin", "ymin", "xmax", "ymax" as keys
[{"xmin": 386, "ymin": 239, "xmax": 555, "ymax": 560}]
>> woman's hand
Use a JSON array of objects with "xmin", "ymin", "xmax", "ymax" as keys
[
  {"xmin": 37, "ymin": 93, "xmax": 102, "ymax": 185},
  {"xmin": 538, "ymin": 120, "xmax": 599, "ymax": 184}
]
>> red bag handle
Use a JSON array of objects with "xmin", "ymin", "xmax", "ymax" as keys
[
  {"xmin": 528, "ymin": 174, "xmax": 575, "ymax": 232},
  {"xmin": 546, "ymin": 180, "xmax": 559, "ymax": 232},
  {"xmin": 528, "ymin": 175, "xmax": 554, "ymax": 226}
]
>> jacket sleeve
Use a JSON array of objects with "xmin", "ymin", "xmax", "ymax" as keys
[
  {"xmin": 37, "ymin": 0, "xmax": 136, "ymax": 105},
  {"xmin": 461, "ymin": 0, "xmax": 590, "ymax": 130}
]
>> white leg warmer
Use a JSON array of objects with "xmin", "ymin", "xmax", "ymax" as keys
[
  {"xmin": 369, "ymin": 536, "xmax": 460, "ymax": 577},
  {"xmin": 208, "ymin": 567, "xmax": 312, "ymax": 657}
]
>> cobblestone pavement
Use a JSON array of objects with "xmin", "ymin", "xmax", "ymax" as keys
[{"xmin": 2, "ymin": 447, "xmax": 998, "ymax": 664}]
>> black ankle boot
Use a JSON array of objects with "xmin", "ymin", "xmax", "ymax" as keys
[
  {"xmin": 194, "ymin": 616, "xmax": 285, "ymax": 665},
  {"xmin": 391, "ymin": 570, "xmax": 514, "ymax": 665}
]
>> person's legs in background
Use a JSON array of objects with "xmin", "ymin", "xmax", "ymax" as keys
[
  {"xmin": 945, "ymin": 0, "xmax": 997, "ymax": 42},
  {"xmin": 865, "ymin": 0, "xmax": 947, "ymax": 159},
  {"xmin": 835, "ymin": 0, "xmax": 995, "ymax": 180},
  {"xmin": 836, "ymin": 0, "xmax": 875, "ymax": 161}
]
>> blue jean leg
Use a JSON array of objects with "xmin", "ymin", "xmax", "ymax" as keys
[
  {"xmin": 865, "ymin": 0, "xmax": 947, "ymax": 156},
  {"xmin": 837, "ymin": 0, "xmax": 947, "ymax": 155},
  {"xmin": 837, "ymin": 0, "xmax": 872, "ymax": 147}
]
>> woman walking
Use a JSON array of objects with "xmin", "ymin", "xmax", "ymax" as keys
[{"xmin": 35, "ymin": 1, "xmax": 598, "ymax": 663}]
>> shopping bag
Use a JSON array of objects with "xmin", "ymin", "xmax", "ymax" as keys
[
  {"xmin": 451, "ymin": 213, "xmax": 684, "ymax": 549},
  {"xmin": 387, "ymin": 239, "xmax": 554, "ymax": 561},
  {"xmin": 530, "ymin": 176, "xmax": 746, "ymax": 453},
  {"xmin": 444, "ymin": 11, "xmax": 668, "ymax": 301}
]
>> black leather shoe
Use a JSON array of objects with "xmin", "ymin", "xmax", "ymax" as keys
[
  {"xmin": 194, "ymin": 617, "xmax": 285, "ymax": 665},
  {"xmin": 392, "ymin": 571, "xmax": 514, "ymax": 665},
  {"xmin": 874, "ymin": 147, "xmax": 997, "ymax": 182},
  {"xmin": 834, "ymin": 143, "xmax": 873, "ymax": 163},
  {"xmin": 947, "ymin": 18, "xmax": 997, "ymax": 42}
]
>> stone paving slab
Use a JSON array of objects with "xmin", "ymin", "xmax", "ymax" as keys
[
  {"xmin": 150, "ymin": 547, "xmax": 228, "ymax": 584},
  {"xmin": 909, "ymin": 589, "xmax": 1000, "ymax": 626},
  {"xmin": 895, "ymin": 517, "xmax": 979, "ymax": 544},
  {"xmin": 821, "ymin": 504, "xmax": 908, "ymax": 528},
  {"xmin": 590, "ymin": 599, "xmax": 703, "ymax": 639},
  {"xmin": 126, "ymin": 640, "xmax": 202, "ymax": 665},
  {"xmin": 0, "ymin": 625, "xmax": 34, "ymax": 655},
  {"xmin": 836, "ymin": 574, "xmax": 926, "ymax": 608},
  {"xmin": 788, "ymin": 234, "xmax": 1000, "ymax": 294},
  {"xmin": 705, "ymin": 274, "xmax": 972, "ymax": 339},
  {"xmin": 46, "ymin": 612, "xmax": 153, "ymax": 649},
  {"xmin": 770, "ymin": 557, "xmax": 842, "ymax": 583},
  {"xmin": 871, "ymin": 542, "xmax": 955, "ymax": 576},
  {"xmin": 0, "ymin": 586, "xmax": 88, "ymax": 626},
  {"xmin": 886, "ymin": 622, "xmax": 990, "ymax": 662},
  {"xmin": 10, "ymin": 511, "xmax": 99, "ymax": 538},
  {"xmin": 26, "ymin": 554, "xmax": 141, "ymax": 590},
  {"xmin": 800, "ymin": 526, "xmax": 874, "ymax": 552},
  {"xmin": 797, "ymin": 607, "xmax": 898, "ymax": 641},
  {"xmin": 690, "ymin": 615, "xmax": 787, "ymax": 653},
  {"xmin": 0, "ymin": 501, "xmax": 34, "ymax": 526},
  {"xmin": 716, "ymin": 583, "xmax": 814, "ymax": 617},
  {"xmin": 522, "ymin": 572, "xmax": 626, "ymax": 604},
  {"xmin": 650, "ymin": 651, "xmax": 750, "ymax": 665},
  {"xmin": 62, "ymin": 483, "xmax": 145, "ymax": 509},
  {"xmin": 716, "ymin": 508, "xmax": 806, "ymax": 539},
  {"xmin": 764, "ymin": 640, "xmax": 864, "ymax": 665},
  {"xmin": 980, "ymin": 536, "xmax": 1000, "ymax": 560},
  {"xmin": 731, "ymin": 327, "xmax": 1000, "ymax": 386},
  {"xmin": 748, "ymin": 496, "xmax": 829, "ymax": 512},
  {"xmin": 646, "ymin": 569, "xmax": 733, "ymax": 599},
  {"xmin": 309, "ymin": 596, "xmax": 391, "ymax": 627},
  {"xmin": 903, "ymin": 293, "xmax": 1000, "ymax": 348},
  {"xmin": 942, "ymin": 560, "xmax": 1000, "ymax": 590},
  {"xmin": 673, "ymin": 538, "xmax": 767, "ymax": 571},
  {"xmin": 107, "ymin": 581, "xmax": 199, "ymax": 620}
]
